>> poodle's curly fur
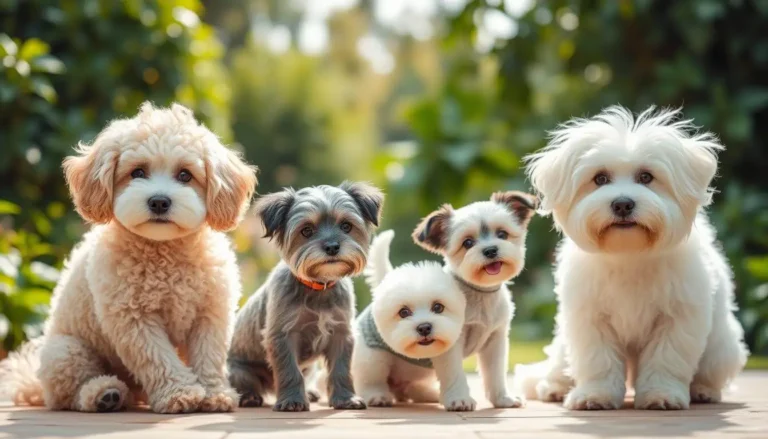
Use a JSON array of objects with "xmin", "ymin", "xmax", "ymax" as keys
[{"xmin": 0, "ymin": 102, "xmax": 257, "ymax": 414}]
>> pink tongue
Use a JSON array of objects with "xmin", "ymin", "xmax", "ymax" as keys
[{"xmin": 484, "ymin": 262, "xmax": 502, "ymax": 275}]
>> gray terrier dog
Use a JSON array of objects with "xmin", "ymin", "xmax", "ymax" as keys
[{"xmin": 228, "ymin": 181, "xmax": 383, "ymax": 411}]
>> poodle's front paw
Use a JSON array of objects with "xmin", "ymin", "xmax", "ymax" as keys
[
  {"xmin": 151, "ymin": 384, "xmax": 206, "ymax": 414},
  {"xmin": 564, "ymin": 384, "xmax": 623, "ymax": 410},
  {"xmin": 536, "ymin": 378, "xmax": 570, "ymax": 402},
  {"xmin": 690, "ymin": 382, "xmax": 722, "ymax": 404},
  {"xmin": 492, "ymin": 393, "xmax": 524, "ymax": 409},
  {"xmin": 76, "ymin": 376, "xmax": 130, "ymax": 413},
  {"xmin": 200, "ymin": 387, "xmax": 238, "ymax": 412},
  {"xmin": 635, "ymin": 385, "xmax": 690, "ymax": 410},
  {"xmin": 273, "ymin": 395, "xmax": 310, "ymax": 412},
  {"xmin": 330, "ymin": 394, "xmax": 367, "ymax": 410}
]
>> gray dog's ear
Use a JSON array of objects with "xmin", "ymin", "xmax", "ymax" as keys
[
  {"xmin": 412, "ymin": 204, "xmax": 453, "ymax": 254},
  {"xmin": 339, "ymin": 181, "xmax": 384, "ymax": 226},
  {"xmin": 255, "ymin": 189, "xmax": 295, "ymax": 243},
  {"xmin": 491, "ymin": 191, "xmax": 538, "ymax": 226}
]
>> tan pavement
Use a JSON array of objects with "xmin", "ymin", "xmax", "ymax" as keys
[{"xmin": 1, "ymin": 372, "xmax": 766, "ymax": 438}]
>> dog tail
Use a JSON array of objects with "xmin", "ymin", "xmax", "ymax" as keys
[
  {"xmin": 364, "ymin": 229, "xmax": 395, "ymax": 288},
  {"xmin": 0, "ymin": 337, "xmax": 45, "ymax": 406}
]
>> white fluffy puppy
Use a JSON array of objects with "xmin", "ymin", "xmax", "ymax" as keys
[
  {"xmin": 514, "ymin": 106, "xmax": 748, "ymax": 411},
  {"xmin": 350, "ymin": 231, "xmax": 466, "ymax": 407}
]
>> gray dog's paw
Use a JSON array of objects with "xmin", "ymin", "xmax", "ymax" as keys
[
  {"xmin": 330, "ymin": 395, "xmax": 367, "ymax": 410},
  {"xmin": 273, "ymin": 396, "xmax": 310, "ymax": 412},
  {"xmin": 306, "ymin": 389, "xmax": 321, "ymax": 403}
]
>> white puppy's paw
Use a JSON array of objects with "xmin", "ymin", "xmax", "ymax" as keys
[
  {"xmin": 564, "ymin": 384, "xmax": 623, "ymax": 410},
  {"xmin": 442, "ymin": 386, "xmax": 476, "ymax": 412},
  {"xmin": 360, "ymin": 389, "xmax": 396, "ymax": 407},
  {"xmin": 492, "ymin": 393, "xmax": 525, "ymax": 408},
  {"xmin": 536, "ymin": 379, "xmax": 570, "ymax": 402},
  {"xmin": 635, "ymin": 385, "xmax": 690, "ymax": 410},
  {"xmin": 690, "ymin": 382, "xmax": 722, "ymax": 404}
]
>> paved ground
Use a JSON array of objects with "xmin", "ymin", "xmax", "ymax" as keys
[{"xmin": 1, "ymin": 372, "xmax": 766, "ymax": 439}]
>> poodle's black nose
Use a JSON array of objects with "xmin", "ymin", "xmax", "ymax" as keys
[
  {"xmin": 416, "ymin": 323, "xmax": 432, "ymax": 337},
  {"xmin": 611, "ymin": 197, "xmax": 635, "ymax": 217},
  {"xmin": 482, "ymin": 246, "xmax": 498, "ymax": 259},
  {"xmin": 323, "ymin": 241, "xmax": 340, "ymax": 256},
  {"xmin": 148, "ymin": 196, "xmax": 172, "ymax": 215}
]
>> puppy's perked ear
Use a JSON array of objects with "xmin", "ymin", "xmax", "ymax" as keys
[
  {"xmin": 62, "ymin": 134, "xmax": 119, "ymax": 224},
  {"xmin": 412, "ymin": 205, "xmax": 453, "ymax": 254},
  {"xmin": 205, "ymin": 144, "xmax": 258, "ymax": 232},
  {"xmin": 255, "ymin": 189, "xmax": 295, "ymax": 243},
  {"xmin": 339, "ymin": 181, "xmax": 384, "ymax": 226},
  {"xmin": 491, "ymin": 191, "xmax": 539, "ymax": 226}
]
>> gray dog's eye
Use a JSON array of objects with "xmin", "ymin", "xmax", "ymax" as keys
[
  {"xmin": 301, "ymin": 226, "xmax": 314, "ymax": 238},
  {"xmin": 340, "ymin": 221, "xmax": 352, "ymax": 233}
]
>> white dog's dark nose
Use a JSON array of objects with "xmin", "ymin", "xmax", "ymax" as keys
[
  {"xmin": 482, "ymin": 246, "xmax": 498, "ymax": 259},
  {"xmin": 148, "ymin": 195, "xmax": 172, "ymax": 215},
  {"xmin": 611, "ymin": 197, "xmax": 635, "ymax": 217},
  {"xmin": 416, "ymin": 323, "xmax": 432, "ymax": 336}
]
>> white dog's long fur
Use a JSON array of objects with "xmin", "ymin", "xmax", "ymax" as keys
[{"xmin": 514, "ymin": 106, "xmax": 748, "ymax": 410}]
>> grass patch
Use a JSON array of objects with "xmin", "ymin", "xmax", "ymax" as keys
[{"xmin": 462, "ymin": 340, "xmax": 768, "ymax": 372}]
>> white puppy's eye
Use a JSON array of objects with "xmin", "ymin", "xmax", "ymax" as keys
[
  {"xmin": 130, "ymin": 168, "xmax": 146, "ymax": 179},
  {"xmin": 398, "ymin": 307, "xmax": 412, "ymax": 319},
  {"xmin": 431, "ymin": 302, "xmax": 445, "ymax": 314},
  {"xmin": 177, "ymin": 169, "xmax": 193, "ymax": 183},
  {"xmin": 496, "ymin": 230, "xmax": 508, "ymax": 240},
  {"xmin": 593, "ymin": 172, "xmax": 610, "ymax": 186},
  {"xmin": 637, "ymin": 171, "xmax": 654, "ymax": 185},
  {"xmin": 462, "ymin": 238, "xmax": 475, "ymax": 249},
  {"xmin": 301, "ymin": 226, "xmax": 314, "ymax": 238}
]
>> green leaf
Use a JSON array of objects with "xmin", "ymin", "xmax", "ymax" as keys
[
  {"xmin": 746, "ymin": 257, "xmax": 768, "ymax": 281},
  {"xmin": 0, "ymin": 200, "xmax": 20, "ymax": 214},
  {"xmin": 0, "ymin": 33, "xmax": 17, "ymax": 57},
  {"xmin": 18, "ymin": 38, "xmax": 50, "ymax": 60},
  {"xmin": 30, "ymin": 55, "xmax": 66, "ymax": 74},
  {"xmin": 30, "ymin": 77, "xmax": 57, "ymax": 103}
]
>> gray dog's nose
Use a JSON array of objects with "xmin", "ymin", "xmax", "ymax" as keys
[
  {"xmin": 323, "ymin": 241, "xmax": 340, "ymax": 256},
  {"xmin": 148, "ymin": 195, "xmax": 172, "ymax": 215},
  {"xmin": 416, "ymin": 323, "xmax": 432, "ymax": 337},
  {"xmin": 611, "ymin": 197, "xmax": 635, "ymax": 217}
]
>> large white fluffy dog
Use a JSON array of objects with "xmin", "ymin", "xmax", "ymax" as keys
[{"xmin": 514, "ymin": 106, "xmax": 748, "ymax": 410}]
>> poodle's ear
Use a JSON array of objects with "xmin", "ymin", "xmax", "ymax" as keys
[
  {"xmin": 412, "ymin": 204, "xmax": 453, "ymax": 254},
  {"xmin": 491, "ymin": 191, "xmax": 539, "ymax": 227},
  {"xmin": 254, "ymin": 189, "xmax": 295, "ymax": 244},
  {"xmin": 339, "ymin": 181, "xmax": 384, "ymax": 227},
  {"xmin": 62, "ymin": 133, "xmax": 119, "ymax": 224},
  {"xmin": 205, "ymin": 141, "xmax": 258, "ymax": 231}
]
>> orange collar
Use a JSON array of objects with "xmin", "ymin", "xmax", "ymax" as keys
[{"xmin": 297, "ymin": 277, "xmax": 336, "ymax": 291}]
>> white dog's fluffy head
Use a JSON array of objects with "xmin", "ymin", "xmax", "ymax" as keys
[
  {"xmin": 525, "ymin": 106, "xmax": 723, "ymax": 253},
  {"xmin": 372, "ymin": 261, "xmax": 465, "ymax": 359},
  {"xmin": 63, "ymin": 102, "xmax": 258, "ymax": 241},
  {"xmin": 411, "ymin": 192, "xmax": 537, "ymax": 288}
]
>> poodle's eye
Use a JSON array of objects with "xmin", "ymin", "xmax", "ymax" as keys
[
  {"xmin": 462, "ymin": 238, "xmax": 475, "ymax": 249},
  {"xmin": 301, "ymin": 226, "xmax": 315, "ymax": 238},
  {"xmin": 593, "ymin": 172, "xmax": 610, "ymax": 186},
  {"xmin": 177, "ymin": 169, "xmax": 193, "ymax": 183},
  {"xmin": 398, "ymin": 307, "xmax": 412, "ymax": 319},
  {"xmin": 496, "ymin": 230, "xmax": 509, "ymax": 240},
  {"xmin": 340, "ymin": 221, "xmax": 352, "ymax": 233},
  {"xmin": 130, "ymin": 168, "xmax": 146, "ymax": 179},
  {"xmin": 431, "ymin": 302, "xmax": 445, "ymax": 314},
  {"xmin": 637, "ymin": 171, "xmax": 654, "ymax": 185}
]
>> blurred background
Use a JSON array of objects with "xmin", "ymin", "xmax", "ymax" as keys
[{"xmin": 1, "ymin": 0, "xmax": 766, "ymax": 366}]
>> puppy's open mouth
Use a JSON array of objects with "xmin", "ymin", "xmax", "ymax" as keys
[
  {"xmin": 483, "ymin": 261, "xmax": 503, "ymax": 275},
  {"xmin": 417, "ymin": 337, "xmax": 435, "ymax": 346},
  {"xmin": 610, "ymin": 220, "xmax": 637, "ymax": 229}
]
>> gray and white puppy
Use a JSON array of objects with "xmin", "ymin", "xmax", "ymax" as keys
[{"xmin": 228, "ymin": 182, "xmax": 383, "ymax": 411}]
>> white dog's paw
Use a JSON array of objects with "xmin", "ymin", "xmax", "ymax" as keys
[
  {"xmin": 361, "ymin": 390, "xmax": 396, "ymax": 407},
  {"xmin": 492, "ymin": 393, "xmax": 525, "ymax": 409},
  {"xmin": 564, "ymin": 385, "xmax": 623, "ymax": 411},
  {"xmin": 635, "ymin": 386, "xmax": 690, "ymax": 410},
  {"xmin": 536, "ymin": 379, "xmax": 570, "ymax": 402},
  {"xmin": 690, "ymin": 382, "xmax": 722, "ymax": 404},
  {"xmin": 442, "ymin": 386, "xmax": 476, "ymax": 411}
]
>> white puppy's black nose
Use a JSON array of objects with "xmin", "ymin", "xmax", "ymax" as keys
[
  {"xmin": 148, "ymin": 195, "xmax": 172, "ymax": 215},
  {"xmin": 611, "ymin": 197, "xmax": 635, "ymax": 217},
  {"xmin": 416, "ymin": 323, "xmax": 432, "ymax": 337},
  {"xmin": 482, "ymin": 246, "xmax": 498, "ymax": 259}
]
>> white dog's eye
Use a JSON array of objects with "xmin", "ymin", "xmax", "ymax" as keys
[
  {"xmin": 177, "ymin": 169, "xmax": 193, "ymax": 183},
  {"xmin": 340, "ymin": 221, "xmax": 352, "ymax": 233},
  {"xmin": 398, "ymin": 307, "xmax": 412, "ymax": 319},
  {"xmin": 496, "ymin": 230, "xmax": 508, "ymax": 240},
  {"xmin": 593, "ymin": 172, "xmax": 610, "ymax": 186},
  {"xmin": 130, "ymin": 168, "xmax": 146, "ymax": 179},
  {"xmin": 301, "ymin": 226, "xmax": 314, "ymax": 238},
  {"xmin": 637, "ymin": 171, "xmax": 654, "ymax": 185},
  {"xmin": 462, "ymin": 238, "xmax": 475, "ymax": 249},
  {"xmin": 431, "ymin": 302, "xmax": 445, "ymax": 314}
]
